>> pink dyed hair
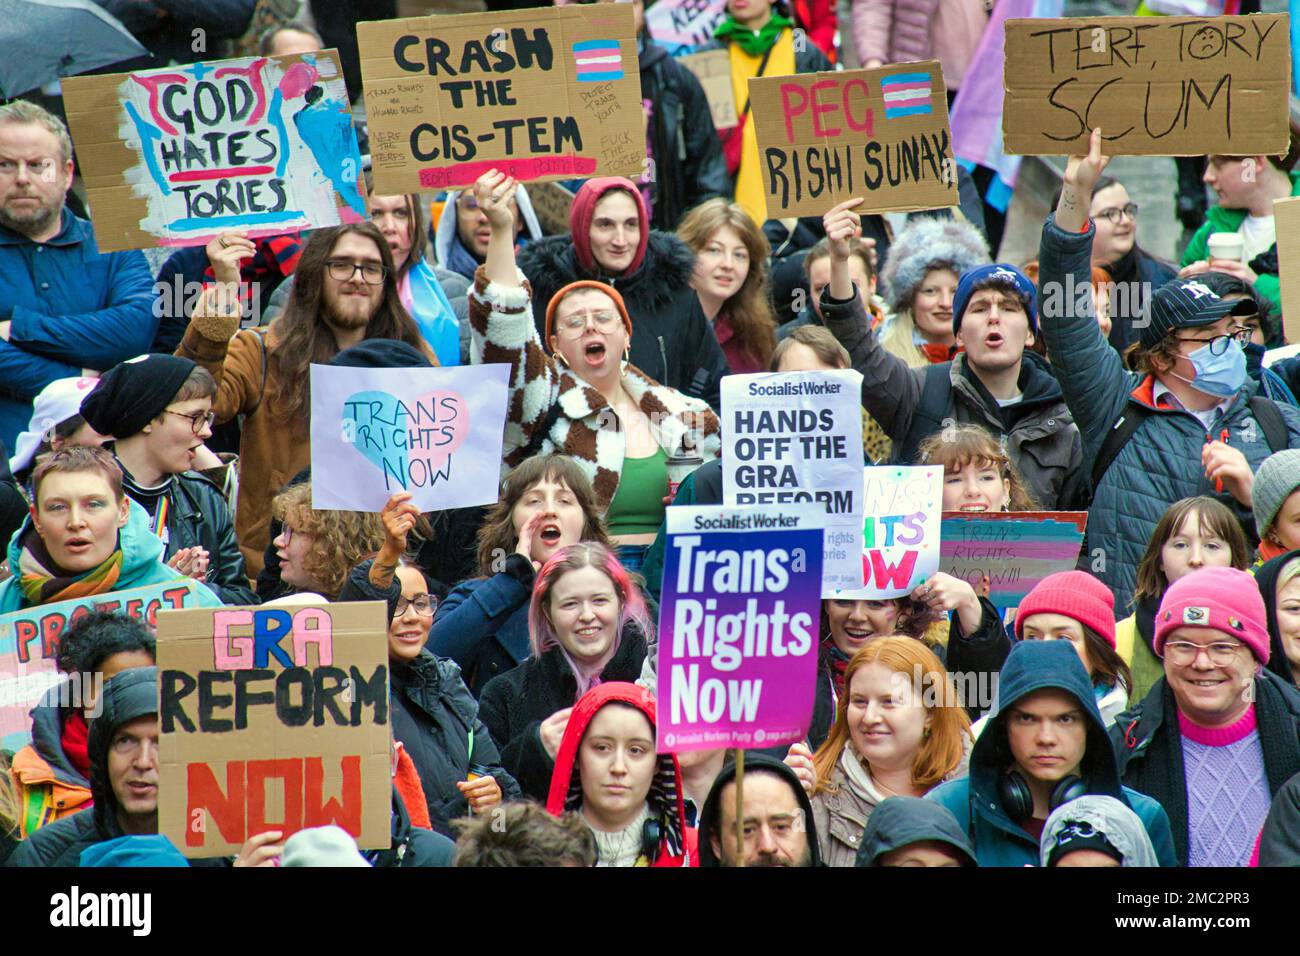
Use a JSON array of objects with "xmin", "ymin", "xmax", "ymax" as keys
[{"xmin": 528, "ymin": 543, "xmax": 652, "ymax": 661}]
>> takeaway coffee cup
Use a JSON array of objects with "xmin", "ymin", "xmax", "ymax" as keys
[
  {"xmin": 665, "ymin": 450, "xmax": 704, "ymax": 502},
  {"xmin": 1207, "ymin": 232, "xmax": 1245, "ymax": 262}
]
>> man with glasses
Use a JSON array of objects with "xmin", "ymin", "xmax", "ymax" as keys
[
  {"xmin": 0, "ymin": 100, "xmax": 157, "ymax": 455},
  {"xmin": 1039, "ymin": 129, "xmax": 1300, "ymax": 613},
  {"xmin": 1112, "ymin": 566, "xmax": 1300, "ymax": 867},
  {"xmin": 80, "ymin": 354, "xmax": 255, "ymax": 604},
  {"xmin": 177, "ymin": 223, "xmax": 432, "ymax": 578}
]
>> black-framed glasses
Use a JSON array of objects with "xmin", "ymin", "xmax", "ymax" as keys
[
  {"xmin": 1175, "ymin": 327, "xmax": 1251, "ymax": 356},
  {"xmin": 326, "ymin": 259, "xmax": 387, "ymax": 285},
  {"xmin": 395, "ymin": 593, "xmax": 437, "ymax": 616},
  {"xmin": 164, "ymin": 408, "xmax": 216, "ymax": 435},
  {"xmin": 1095, "ymin": 203, "xmax": 1138, "ymax": 225},
  {"xmin": 556, "ymin": 310, "xmax": 622, "ymax": 338},
  {"xmin": 1162, "ymin": 640, "xmax": 1245, "ymax": 666}
]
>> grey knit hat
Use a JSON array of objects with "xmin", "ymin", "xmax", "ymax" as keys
[
  {"xmin": 1253, "ymin": 449, "xmax": 1300, "ymax": 540},
  {"xmin": 879, "ymin": 217, "xmax": 991, "ymax": 313}
]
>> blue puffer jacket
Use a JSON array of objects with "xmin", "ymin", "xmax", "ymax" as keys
[
  {"xmin": 928, "ymin": 640, "xmax": 1176, "ymax": 867},
  {"xmin": 0, "ymin": 212, "xmax": 158, "ymax": 451},
  {"xmin": 428, "ymin": 553, "xmax": 535, "ymax": 697},
  {"xmin": 1037, "ymin": 215, "xmax": 1300, "ymax": 611}
]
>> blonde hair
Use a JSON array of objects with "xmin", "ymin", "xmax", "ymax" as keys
[
  {"xmin": 271, "ymin": 482, "xmax": 385, "ymax": 597},
  {"xmin": 878, "ymin": 310, "xmax": 930, "ymax": 368},
  {"xmin": 811, "ymin": 637, "xmax": 970, "ymax": 795}
]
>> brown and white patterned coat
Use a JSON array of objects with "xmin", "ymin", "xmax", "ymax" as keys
[{"xmin": 469, "ymin": 268, "xmax": 721, "ymax": 508}]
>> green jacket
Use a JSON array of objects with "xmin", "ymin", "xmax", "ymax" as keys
[{"xmin": 1181, "ymin": 170, "xmax": 1300, "ymax": 314}]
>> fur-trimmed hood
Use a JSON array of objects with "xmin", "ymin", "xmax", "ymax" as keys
[{"xmin": 881, "ymin": 216, "xmax": 991, "ymax": 313}]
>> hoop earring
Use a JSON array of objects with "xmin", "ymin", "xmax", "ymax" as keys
[
  {"xmin": 556, "ymin": 352, "xmax": 570, "ymax": 368},
  {"xmin": 623, "ymin": 346, "xmax": 630, "ymax": 364}
]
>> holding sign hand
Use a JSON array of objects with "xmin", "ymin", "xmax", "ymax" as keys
[
  {"xmin": 1055, "ymin": 128, "xmax": 1111, "ymax": 234},
  {"xmin": 911, "ymin": 571, "xmax": 982, "ymax": 638},
  {"xmin": 823, "ymin": 198, "xmax": 868, "ymax": 302},
  {"xmin": 476, "ymin": 169, "xmax": 521, "ymax": 289}
]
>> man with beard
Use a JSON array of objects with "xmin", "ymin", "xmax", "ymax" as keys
[
  {"xmin": 177, "ymin": 223, "xmax": 433, "ymax": 578},
  {"xmin": 697, "ymin": 754, "xmax": 821, "ymax": 867},
  {"xmin": 0, "ymin": 101, "xmax": 157, "ymax": 453}
]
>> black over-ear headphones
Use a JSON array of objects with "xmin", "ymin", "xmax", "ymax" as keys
[
  {"xmin": 641, "ymin": 817, "xmax": 661, "ymax": 861},
  {"xmin": 998, "ymin": 771, "xmax": 1087, "ymax": 823}
]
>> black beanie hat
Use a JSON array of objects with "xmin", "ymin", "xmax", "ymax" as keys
[
  {"xmin": 329, "ymin": 339, "xmax": 431, "ymax": 369},
  {"xmin": 81, "ymin": 354, "xmax": 198, "ymax": 439}
]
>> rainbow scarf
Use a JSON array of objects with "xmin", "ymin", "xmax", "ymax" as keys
[{"xmin": 18, "ymin": 527, "xmax": 124, "ymax": 606}]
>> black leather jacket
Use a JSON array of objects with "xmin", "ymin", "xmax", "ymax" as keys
[{"xmin": 148, "ymin": 471, "xmax": 255, "ymax": 605}]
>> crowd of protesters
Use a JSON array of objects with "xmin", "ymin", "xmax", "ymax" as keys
[{"xmin": 1, "ymin": 0, "xmax": 1300, "ymax": 869}]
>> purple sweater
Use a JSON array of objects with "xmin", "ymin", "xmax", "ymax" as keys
[{"xmin": 1179, "ymin": 706, "xmax": 1270, "ymax": 867}]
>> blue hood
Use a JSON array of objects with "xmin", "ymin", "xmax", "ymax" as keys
[{"xmin": 971, "ymin": 641, "xmax": 1123, "ymax": 800}]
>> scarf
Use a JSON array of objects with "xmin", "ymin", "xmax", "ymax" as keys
[
  {"xmin": 18, "ymin": 526, "xmax": 123, "ymax": 606},
  {"xmin": 1259, "ymin": 538, "xmax": 1290, "ymax": 563},
  {"xmin": 822, "ymin": 638, "xmax": 850, "ymax": 702},
  {"xmin": 714, "ymin": 12, "xmax": 792, "ymax": 56},
  {"xmin": 61, "ymin": 709, "xmax": 91, "ymax": 780},
  {"xmin": 445, "ymin": 232, "xmax": 483, "ymax": 282},
  {"xmin": 392, "ymin": 742, "xmax": 433, "ymax": 830},
  {"xmin": 921, "ymin": 342, "xmax": 958, "ymax": 364}
]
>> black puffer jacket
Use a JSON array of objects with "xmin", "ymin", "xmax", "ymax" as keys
[
  {"xmin": 517, "ymin": 233, "xmax": 729, "ymax": 411},
  {"xmin": 478, "ymin": 624, "xmax": 649, "ymax": 801},
  {"xmin": 639, "ymin": 41, "xmax": 730, "ymax": 231},
  {"xmin": 135, "ymin": 470, "xmax": 255, "ymax": 605}
]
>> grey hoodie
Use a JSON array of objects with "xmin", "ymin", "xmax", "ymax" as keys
[{"xmin": 1039, "ymin": 795, "xmax": 1160, "ymax": 868}]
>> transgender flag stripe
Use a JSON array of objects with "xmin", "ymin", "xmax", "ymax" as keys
[
  {"xmin": 881, "ymin": 72, "xmax": 933, "ymax": 118},
  {"xmin": 574, "ymin": 40, "xmax": 623, "ymax": 81}
]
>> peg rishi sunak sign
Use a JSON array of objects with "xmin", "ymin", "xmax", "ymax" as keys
[{"xmin": 358, "ymin": 5, "xmax": 644, "ymax": 195}]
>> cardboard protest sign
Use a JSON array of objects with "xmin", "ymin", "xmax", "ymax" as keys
[
  {"xmin": 851, "ymin": 465, "xmax": 944, "ymax": 599},
  {"xmin": 157, "ymin": 602, "xmax": 391, "ymax": 858},
  {"xmin": 1278, "ymin": 196, "xmax": 1300, "ymax": 345},
  {"xmin": 680, "ymin": 50, "xmax": 738, "ymax": 130},
  {"xmin": 721, "ymin": 371, "xmax": 865, "ymax": 595},
  {"xmin": 749, "ymin": 62, "xmax": 958, "ymax": 218},
  {"xmin": 310, "ymin": 363, "xmax": 510, "ymax": 512},
  {"xmin": 657, "ymin": 505, "xmax": 824, "ymax": 754},
  {"xmin": 1003, "ymin": 15, "xmax": 1292, "ymax": 156},
  {"xmin": 527, "ymin": 180, "xmax": 576, "ymax": 235},
  {"xmin": 358, "ymin": 5, "xmax": 644, "ymax": 195},
  {"xmin": 645, "ymin": 0, "xmax": 727, "ymax": 57},
  {"xmin": 0, "ymin": 581, "xmax": 210, "ymax": 752},
  {"xmin": 61, "ymin": 50, "xmax": 365, "ymax": 252},
  {"xmin": 939, "ymin": 511, "xmax": 1089, "ymax": 608}
]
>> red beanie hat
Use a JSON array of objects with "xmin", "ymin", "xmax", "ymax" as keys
[
  {"xmin": 1014, "ymin": 571, "xmax": 1117, "ymax": 649},
  {"xmin": 569, "ymin": 177, "xmax": 650, "ymax": 277},
  {"xmin": 1153, "ymin": 566, "xmax": 1270, "ymax": 665}
]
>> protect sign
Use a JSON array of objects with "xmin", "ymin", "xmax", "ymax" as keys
[
  {"xmin": 721, "ymin": 371, "xmax": 866, "ymax": 594},
  {"xmin": 157, "ymin": 602, "xmax": 391, "ymax": 858},
  {"xmin": 0, "ymin": 581, "xmax": 209, "ymax": 753},
  {"xmin": 1003, "ymin": 15, "xmax": 1292, "ymax": 156},
  {"xmin": 358, "ymin": 4, "xmax": 643, "ymax": 194},
  {"xmin": 749, "ymin": 62, "xmax": 957, "ymax": 218},
  {"xmin": 62, "ymin": 50, "xmax": 365, "ymax": 252},
  {"xmin": 657, "ymin": 505, "xmax": 824, "ymax": 754}
]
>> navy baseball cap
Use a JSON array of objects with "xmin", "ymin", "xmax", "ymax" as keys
[
  {"xmin": 953, "ymin": 264, "xmax": 1038, "ymax": 335},
  {"xmin": 1138, "ymin": 277, "xmax": 1255, "ymax": 350}
]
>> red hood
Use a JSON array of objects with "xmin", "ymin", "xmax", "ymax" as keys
[
  {"xmin": 545, "ymin": 682, "xmax": 693, "ymax": 866},
  {"xmin": 569, "ymin": 177, "xmax": 650, "ymax": 277}
]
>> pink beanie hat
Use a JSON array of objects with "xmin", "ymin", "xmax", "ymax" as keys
[
  {"xmin": 1015, "ymin": 571, "xmax": 1116, "ymax": 649},
  {"xmin": 1153, "ymin": 566, "xmax": 1270, "ymax": 665}
]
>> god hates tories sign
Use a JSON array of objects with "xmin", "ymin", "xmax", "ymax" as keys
[
  {"xmin": 749, "ymin": 61, "xmax": 957, "ymax": 218},
  {"xmin": 62, "ymin": 50, "xmax": 365, "ymax": 252},
  {"xmin": 657, "ymin": 505, "xmax": 824, "ymax": 754},
  {"xmin": 309, "ymin": 363, "xmax": 510, "ymax": 512},
  {"xmin": 721, "ymin": 370, "xmax": 865, "ymax": 594},
  {"xmin": 157, "ymin": 602, "xmax": 391, "ymax": 857},
  {"xmin": 358, "ymin": 4, "xmax": 644, "ymax": 194}
]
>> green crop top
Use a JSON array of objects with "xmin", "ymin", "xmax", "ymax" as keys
[{"xmin": 605, "ymin": 447, "xmax": 668, "ymax": 536}]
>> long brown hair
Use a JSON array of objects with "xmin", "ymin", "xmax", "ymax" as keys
[
  {"xmin": 811, "ymin": 637, "xmax": 970, "ymax": 795},
  {"xmin": 916, "ymin": 424, "xmax": 1040, "ymax": 511},
  {"xmin": 1131, "ymin": 496, "xmax": 1250, "ymax": 606},
  {"xmin": 475, "ymin": 455, "xmax": 612, "ymax": 576},
  {"xmin": 678, "ymin": 199, "xmax": 777, "ymax": 368},
  {"xmin": 267, "ymin": 222, "xmax": 431, "ymax": 426}
]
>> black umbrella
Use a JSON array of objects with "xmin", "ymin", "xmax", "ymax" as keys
[{"xmin": 0, "ymin": 0, "xmax": 147, "ymax": 100}]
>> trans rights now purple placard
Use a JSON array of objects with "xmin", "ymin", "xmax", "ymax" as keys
[{"xmin": 656, "ymin": 506, "xmax": 825, "ymax": 754}]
